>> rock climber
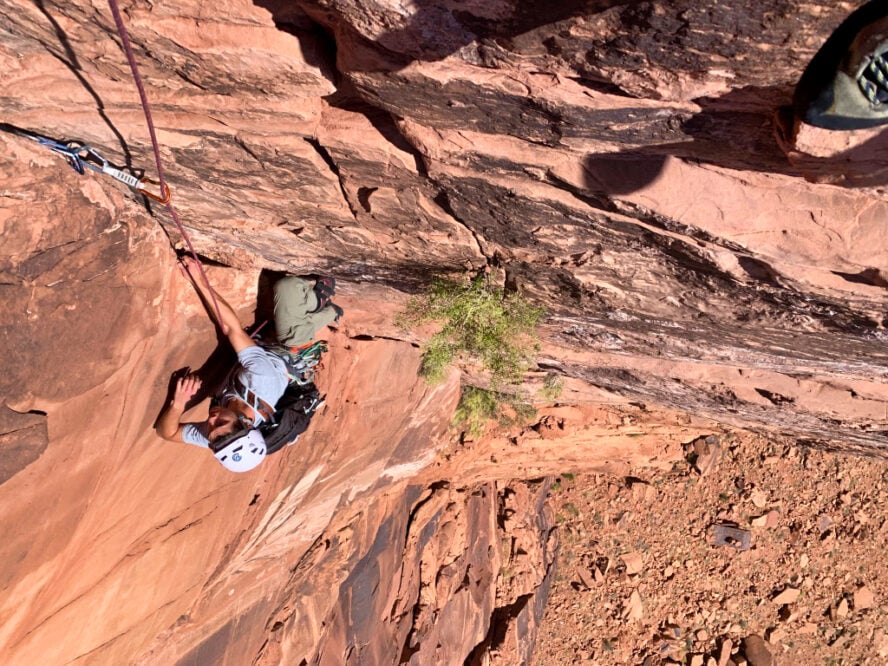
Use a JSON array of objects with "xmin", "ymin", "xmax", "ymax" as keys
[{"xmin": 155, "ymin": 256, "xmax": 341, "ymax": 472}]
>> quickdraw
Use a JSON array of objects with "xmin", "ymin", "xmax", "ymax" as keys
[
  {"xmin": 270, "ymin": 340, "xmax": 328, "ymax": 387},
  {"xmin": 12, "ymin": 129, "xmax": 171, "ymax": 203}
]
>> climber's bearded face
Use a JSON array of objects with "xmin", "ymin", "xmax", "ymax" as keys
[{"xmin": 206, "ymin": 405, "xmax": 243, "ymax": 444}]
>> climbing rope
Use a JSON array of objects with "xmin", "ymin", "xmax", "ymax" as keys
[{"xmin": 104, "ymin": 0, "xmax": 224, "ymax": 327}]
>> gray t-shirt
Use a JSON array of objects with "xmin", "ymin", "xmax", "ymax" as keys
[{"xmin": 182, "ymin": 346, "xmax": 289, "ymax": 448}]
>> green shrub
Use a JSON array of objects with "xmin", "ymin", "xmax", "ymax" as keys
[
  {"xmin": 452, "ymin": 386, "xmax": 538, "ymax": 437},
  {"xmin": 403, "ymin": 277, "xmax": 545, "ymax": 437},
  {"xmin": 417, "ymin": 336, "xmax": 456, "ymax": 384},
  {"xmin": 538, "ymin": 371, "xmax": 563, "ymax": 401},
  {"xmin": 452, "ymin": 386, "xmax": 499, "ymax": 436},
  {"xmin": 402, "ymin": 277, "xmax": 544, "ymax": 388}
]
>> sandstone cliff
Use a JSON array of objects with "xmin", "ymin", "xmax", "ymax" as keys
[{"xmin": 0, "ymin": 0, "xmax": 886, "ymax": 663}]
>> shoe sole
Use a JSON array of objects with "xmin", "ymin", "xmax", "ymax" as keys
[{"xmin": 794, "ymin": 2, "xmax": 888, "ymax": 130}]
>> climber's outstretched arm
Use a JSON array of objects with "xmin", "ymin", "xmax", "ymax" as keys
[{"xmin": 179, "ymin": 256, "xmax": 255, "ymax": 353}]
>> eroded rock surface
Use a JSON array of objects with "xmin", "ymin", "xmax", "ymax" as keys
[{"xmin": 0, "ymin": 0, "xmax": 886, "ymax": 663}]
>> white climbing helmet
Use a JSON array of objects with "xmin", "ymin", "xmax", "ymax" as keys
[{"xmin": 213, "ymin": 429, "xmax": 267, "ymax": 473}]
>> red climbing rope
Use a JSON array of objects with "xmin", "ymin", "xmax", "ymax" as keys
[{"xmin": 107, "ymin": 0, "xmax": 225, "ymax": 328}]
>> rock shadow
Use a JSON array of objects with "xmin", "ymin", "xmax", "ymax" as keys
[
  {"xmin": 324, "ymin": 81, "xmax": 429, "ymax": 176},
  {"xmin": 368, "ymin": 0, "xmax": 647, "ymax": 66},
  {"xmin": 582, "ymin": 152, "xmax": 669, "ymax": 195},
  {"xmin": 737, "ymin": 257, "xmax": 782, "ymax": 287},
  {"xmin": 832, "ymin": 267, "xmax": 888, "ymax": 290},
  {"xmin": 250, "ymin": 3, "xmax": 429, "ymax": 175},
  {"xmin": 255, "ymin": 0, "xmax": 646, "ymax": 71},
  {"xmin": 252, "ymin": 0, "xmax": 338, "ymax": 80},
  {"xmin": 153, "ymin": 342, "xmax": 236, "ymax": 429},
  {"xmin": 0, "ymin": 406, "xmax": 48, "ymax": 486},
  {"xmin": 33, "ymin": 0, "xmax": 133, "ymax": 166},
  {"xmin": 252, "ymin": 269, "xmax": 289, "ymax": 345}
]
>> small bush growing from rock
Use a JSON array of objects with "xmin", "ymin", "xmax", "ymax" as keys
[
  {"xmin": 452, "ymin": 386, "xmax": 538, "ymax": 436},
  {"xmin": 402, "ymin": 277, "xmax": 544, "ymax": 436},
  {"xmin": 401, "ymin": 277, "xmax": 543, "ymax": 386},
  {"xmin": 539, "ymin": 371, "xmax": 564, "ymax": 401},
  {"xmin": 452, "ymin": 386, "xmax": 499, "ymax": 436}
]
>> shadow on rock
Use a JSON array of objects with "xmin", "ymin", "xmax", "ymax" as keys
[
  {"xmin": 252, "ymin": 0, "xmax": 338, "ymax": 78},
  {"xmin": 259, "ymin": 0, "xmax": 646, "ymax": 71},
  {"xmin": 0, "ymin": 407, "xmax": 48, "ymax": 486},
  {"xmin": 34, "ymin": 0, "xmax": 133, "ymax": 165},
  {"xmin": 583, "ymin": 152, "xmax": 669, "ymax": 195}
]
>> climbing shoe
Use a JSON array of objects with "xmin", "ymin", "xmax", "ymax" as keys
[
  {"xmin": 794, "ymin": 3, "xmax": 888, "ymax": 130},
  {"xmin": 311, "ymin": 277, "xmax": 336, "ymax": 313}
]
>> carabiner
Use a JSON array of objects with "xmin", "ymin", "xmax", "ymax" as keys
[
  {"xmin": 136, "ymin": 178, "xmax": 172, "ymax": 204},
  {"xmin": 15, "ymin": 131, "xmax": 172, "ymax": 203},
  {"xmin": 70, "ymin": 146, "xmax": 138, "ymax": 189},
  {"xmin": 69, "ymin": 145, "xmax": 111, "ymax": 175},
  {"xmin": 36, "ymin": 138, "xmax": 87, "ymax": 174}
]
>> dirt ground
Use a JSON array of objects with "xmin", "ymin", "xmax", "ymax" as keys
[{"xmin": 534, "ymin": 431, "xmax": 888, "ymax": 666}]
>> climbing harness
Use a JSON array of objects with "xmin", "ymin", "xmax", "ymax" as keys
[
  {"xmin": 250, "ymin": 321, "xmax": 328, "ymax": 387},
  {"xmin": 249, "ymin": 319, "xmax": 327, "ymax": 385},
  {"xmin": 10, "ymin": 128, "xmax": 170, "ymax": 202}
]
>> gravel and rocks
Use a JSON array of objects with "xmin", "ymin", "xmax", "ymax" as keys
[{"xmin": 535, "ymin": 432, "xmax": 888, "ymax": 665}]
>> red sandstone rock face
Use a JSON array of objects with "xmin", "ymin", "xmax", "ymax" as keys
[{"xmin": 1, "ymin": 0, "xmax": 887, "ymax": 663}]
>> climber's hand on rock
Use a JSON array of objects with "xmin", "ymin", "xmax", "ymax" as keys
[
  {"xmin": 173, "ymin": 373, "xmax": 201, "ymax": 409},
  {"xmin": 177, "ymin": 255, "xmax": 200, "ymax": 281}
]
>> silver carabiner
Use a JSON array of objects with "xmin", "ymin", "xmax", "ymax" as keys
[{"xmin": 70, "ymin": 145, "xmax": 139, "ymax": 189}]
